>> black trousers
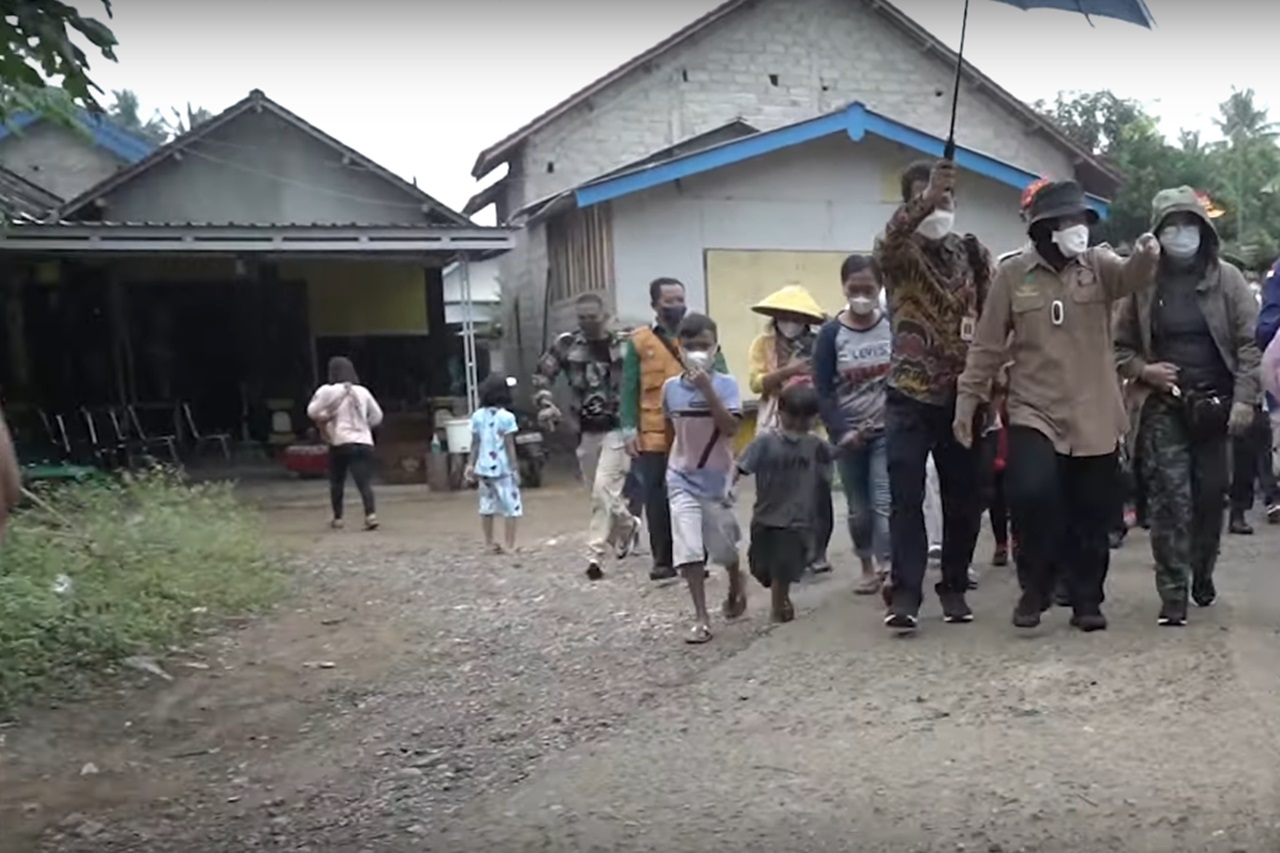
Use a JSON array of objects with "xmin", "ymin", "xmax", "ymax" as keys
[
  {"xmin": 1230, "ymin": 406, "xmax": 1278, "ymax": 512},
  {"xmin": 329, "ymin": 442, "xmax": 376, "ymax": 519},
  {"xmin": 810, "ymin": 469, "xmax": 834, "ymax": 565},
  {"xmin": 1005, "ymin": 427, "xmax": 1115, "ymax": 614},
  {"xmin": 634, "ymin": 451, "xmax": 674, "ymax": 569},
  {"xmin": 886, "ymin": 390, "xmax": 982, "ymax": 608}
]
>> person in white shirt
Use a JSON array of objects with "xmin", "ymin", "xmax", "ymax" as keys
[{"xmin": 308, "ymin": 356, "xmax": 384, "ymax": 530}]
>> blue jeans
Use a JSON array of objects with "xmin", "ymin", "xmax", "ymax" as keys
[{"xmin": 837, "ymin": 434, "xmax": 891, "ymax": 565}]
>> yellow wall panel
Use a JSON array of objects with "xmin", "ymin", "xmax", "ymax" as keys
[
  {"xmin": 704, "ymin": 249, "xmax": 864, "ymax": 400},
  {"xmin": 285, "ymin": 260, "xmax": 429, "ymax": 337}
]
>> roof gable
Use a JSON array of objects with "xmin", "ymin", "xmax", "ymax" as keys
[
  {"xmin": 470, "ymin": 0, "xmax": 1116, "ymax": 186},
  {"xmin": 56, "ymin": 90, "xmax": 471, "ymax": 226},
  {"xmin": 0, "ymin": 111, "xmax": 154, "ymax": 163}
]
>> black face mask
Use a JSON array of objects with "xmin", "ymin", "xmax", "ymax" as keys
[
  {"xmin": 657, "ymin": 305, "xmax": 686, "ymax": 329},
  {"xmin": 579, "ymin": 320, "xmax": 606, "ymax": 339}
]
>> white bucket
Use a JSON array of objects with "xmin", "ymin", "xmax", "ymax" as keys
[{"xmin": 444, "ymin": 418, "xmax": 472, "ymax": 454}]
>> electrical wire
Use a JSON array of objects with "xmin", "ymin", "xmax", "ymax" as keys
[{"xmin": 179, "ymin": 145, "xmax": 443, "ymax": 212}]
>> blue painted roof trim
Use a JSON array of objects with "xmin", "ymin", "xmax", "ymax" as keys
[
  {"xmin": 574, "ymin": 101, "xmax": 1109, "ymax": 219},
  {"xmin": 0, "ymin": 111, "xmax": 154, "ymax": 163}
]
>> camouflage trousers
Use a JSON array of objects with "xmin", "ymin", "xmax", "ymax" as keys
[{"xmin": 1138, "ymin": 396, "xmax": 1229, "ymax": 605}]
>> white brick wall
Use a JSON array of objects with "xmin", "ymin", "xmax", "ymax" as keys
[{"xmin": 494, "ymin": 0, "xmax": 1078, "ymax": 389}]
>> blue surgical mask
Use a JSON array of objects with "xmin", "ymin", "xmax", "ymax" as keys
[{"xmin": 1159, "ymin": 224, "xmax": 1201, "ymax": 260}]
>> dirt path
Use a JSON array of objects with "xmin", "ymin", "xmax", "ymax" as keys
[{"xmin": 2, "ymin": 481, "xmax": 1279, "ymax": 852}]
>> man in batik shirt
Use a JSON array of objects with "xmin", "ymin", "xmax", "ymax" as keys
[{"xmin": 534, "ymin": 292, "xmax": 640, "ymax": 580}]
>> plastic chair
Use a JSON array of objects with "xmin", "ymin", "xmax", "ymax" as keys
[{"xmin": 181, "ymin": 402, "xmax": 231, "ymax": 461}]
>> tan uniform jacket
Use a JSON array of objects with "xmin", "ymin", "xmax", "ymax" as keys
[{"xmin": 957, "ymin": 246, "xmax": 1158, "ymax": 457}]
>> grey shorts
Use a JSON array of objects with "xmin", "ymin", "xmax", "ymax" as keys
[{"xmin": 669, "ymin": 488, "xmax": 740, "ymax": 567}]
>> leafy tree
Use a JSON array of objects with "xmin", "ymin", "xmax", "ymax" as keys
[
  {"xmin": 1033, "ymin": 90, "xmax": 1147, "ymax": 157},
  {"xmin": 1036, "ymin": 88, "xmax": 1280, "ymax": 268},
  {"xmin": 0, "ymin": 0, "xmax": 118, "ymax": 121},
  {"xmin": 106, "ymin": 88, "xmax": 169, "ymax": 144},
  {"xmin": 106, "ymin": 89, "xmax": 213, "ymax": 144}
]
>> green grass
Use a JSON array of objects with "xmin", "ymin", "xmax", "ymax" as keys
[{"xmin": 0, "ymin": 469, "xmax": 285, "ymax": 712}]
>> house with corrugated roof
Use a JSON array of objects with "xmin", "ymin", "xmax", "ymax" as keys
[
  {"xmin": 465, "ymin": 0, "xmax": 1120, "ymax": 393},
  {"xmin": 0, "ymin": 91, "xmax": 511, "ymax": 475}
]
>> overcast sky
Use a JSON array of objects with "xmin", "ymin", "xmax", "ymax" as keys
[{"xmin": 86, "ymin": 0, "xmax": 1272, "ymax": 224}]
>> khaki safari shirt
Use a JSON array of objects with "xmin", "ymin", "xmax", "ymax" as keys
[{"xmin": 957, "ymin": 245, "xmax": 1158, "ymax": 457}]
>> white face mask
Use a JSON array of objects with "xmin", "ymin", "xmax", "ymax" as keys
[
  {"xmin": 1051, "ymin": 223, "xmax": 1090, "ymax": 258},
  {"xmin": 916, "ymin": 209, "xmax": 955, "ymax": 241},
  {"xmin": 848, "ymin": 296, "xmax": 877, "ymax": 316},
  {"xmin": 775, "ymin": 320, "xmax": 805, "ymax": 339},
  {"xmin": 1159, "ymin": 224, "xmax": 1201, "ymax": 260},
  {"xmin": 683, "ymin": 348, "xmax": 715, "ymax": 372}
]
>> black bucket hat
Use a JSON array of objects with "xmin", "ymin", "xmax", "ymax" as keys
[{"xmin": 1026, "ymin": 180, "xmax": 1100, "ymax": 227}]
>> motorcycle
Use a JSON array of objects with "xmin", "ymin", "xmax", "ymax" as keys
[{"xmin": 505, "ymin": 377, "xmax": 545, "ymax": 488}]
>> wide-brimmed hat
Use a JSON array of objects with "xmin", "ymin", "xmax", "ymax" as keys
[
  {"xmin": 1026, "ymin": 180, "xmax": 1099, "ymax": 227},
  {"xmin": 751, "ymin": 285, "xmax": 826, "ymax": 323}
]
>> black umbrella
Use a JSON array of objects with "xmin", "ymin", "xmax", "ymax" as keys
[{"xmin": 943, "ymin": 0, "xmax": 1156, "ymax": 159}]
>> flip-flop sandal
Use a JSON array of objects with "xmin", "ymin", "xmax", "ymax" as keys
[
  {"xmin": 853, "ymin": 576, "xmax": 882, "ymax": 596},
  {"xmin": 721, "ymin": 592, "xmax": 747, "ymax": 620},
  {"xmin": 685, "ymin": 624, "xmax": 713, "ymax": 644}
]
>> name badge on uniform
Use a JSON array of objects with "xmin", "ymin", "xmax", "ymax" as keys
[
  {"xmin": 960, "ymin": 314, "xmax": 976, "ymax": 342},
  {"xmin": 1050, "ymin": 300, "xmax": 1065, "ymax": 326}
]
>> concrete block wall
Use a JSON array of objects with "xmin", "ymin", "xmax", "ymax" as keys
[
  {"xmin": 512, "ymin": 0, "xmax": 1075, "ymax": 210},
  {"xmin": 0, "ymin": 121, "xmax": 126, "ymax": 202},
  {"xmin": 493, "ymin": 0, "xmax": 1080, "ymax": 390}
]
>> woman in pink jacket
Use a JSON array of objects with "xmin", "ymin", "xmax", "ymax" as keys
[{"xmin": 308, "ymin": 356, "xmax": 384, "ymax": 530}]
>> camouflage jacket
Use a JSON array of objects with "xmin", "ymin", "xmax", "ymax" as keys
[{"xmin": 533, "ymin": 327, "xmax": 630, "ymax": 431}]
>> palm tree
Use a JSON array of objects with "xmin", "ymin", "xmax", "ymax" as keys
[
  {"xmin": 1214, "ymin": 89, "xmax": 1277, "ymax": 241},
  {"xmin": 1215, "ymin": 88, "xmax": 1276, "ymax": 144}
]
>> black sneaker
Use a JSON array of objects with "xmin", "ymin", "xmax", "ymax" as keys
[
  {"xmin": 1229, "ymin": 513, "xmax": 1254, "ymax": 535},
  {"xmin": 586, "ymin": 562, "xmax": 605, "ymax": 581},
  {"xmin": 939, "ymin": 589, "xmax": 974, "ymax": 623},
  {"xmin": 883, "ymin": 609, "xmax": 918, "ymax": 632},
  {"xmin": 1072, "ymin": 611, "xmax": 1108, "ymax": 632},
  {"xmin": 1012, "ymin": 593, "xmax": 1042, "ymax": 629},
  {"xmin": 884, "ymin": 589, "xmax": 919, "ymax": 632},
  {"xmin": 649, "ymin": 564, "xmax": 677, "ymax": 581},
  {"xmin": 1157, "ymin": 600, "xmax": 1188, "ymax": 626},
  {"xmin": 1192, "ymin": 575, "xmax": 1217, "ymax": 608}
]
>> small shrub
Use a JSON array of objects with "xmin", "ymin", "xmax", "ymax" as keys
[{"xmin": 0, "ymin": 469, "xmax": 285, "ymax": 711}]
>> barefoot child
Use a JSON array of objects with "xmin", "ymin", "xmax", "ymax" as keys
[
  {"xmin": 736, "ymin": 383, "xmax": 834, "ymax": 622},
  {"xmin": 465, "ymin": 375, "xmax": 522, "ymax": 552},
  {"xmin": 661, "ymin": 313, "xmax": 746, "ymax": 643}
]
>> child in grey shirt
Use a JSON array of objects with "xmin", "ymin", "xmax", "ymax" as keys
[{"xmin": 736, "ymin": 383, "xmax": 834, "ymax": 623}]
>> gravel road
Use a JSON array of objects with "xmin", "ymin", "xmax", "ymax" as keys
[{"xmin": 3, "ymin": 484, "xmax": 1280, "ymax": 853}]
